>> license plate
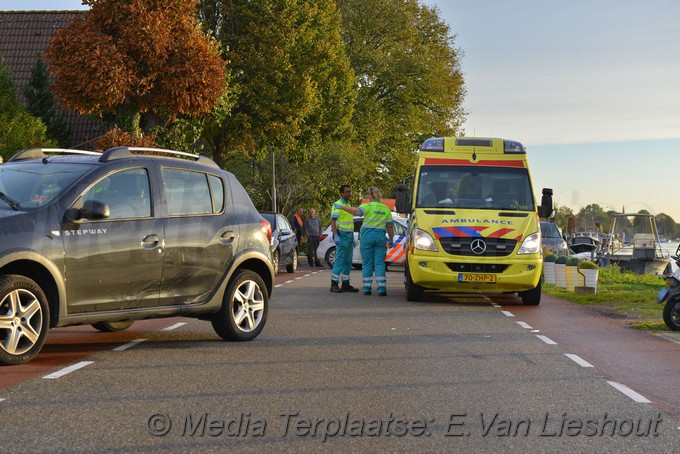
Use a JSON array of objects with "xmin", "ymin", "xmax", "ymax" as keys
[{"xmin": 458, "ymin": 273, "xmax": 496, "ymax": 283}]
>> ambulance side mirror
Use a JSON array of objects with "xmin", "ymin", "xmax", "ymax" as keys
[
  {"xmin": 538, "ymin": 187, "xmax": 553, "ymax": 219},
  {"xmin": 395, "ymin": 184, "xmax": 410, "ymax": 215}
]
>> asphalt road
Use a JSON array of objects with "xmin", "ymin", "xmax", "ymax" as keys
[{"xmin": 1, "ymin": 265, "xmax": 679, "ymax": 452}]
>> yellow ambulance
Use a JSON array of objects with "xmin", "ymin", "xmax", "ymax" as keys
[{"xmin": 395, "ymin": 137, "xmax": 553, "ymax": 304}]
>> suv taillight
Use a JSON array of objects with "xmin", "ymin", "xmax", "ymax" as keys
[{"xmin": 260, "ymin": 218, "xmax": 272, "ymax": 243}]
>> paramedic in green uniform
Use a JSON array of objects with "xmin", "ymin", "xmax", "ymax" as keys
[
  {"xmin": 330, "ymin": 185, "xmax": 359, "ymax": 293},
  {"xmin": 335, "ymin": 186, "xmax": 394, "ymax": 296}
]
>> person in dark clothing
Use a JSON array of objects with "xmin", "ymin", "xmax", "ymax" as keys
[
  {"xmin": 304, "ymin": 208, "xmax": 323, "ymax": 266},
  {"xmin": 290, "ymin": 207, "xmax": 304, "ymax": 252}
]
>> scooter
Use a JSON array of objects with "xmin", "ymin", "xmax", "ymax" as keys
[{"xmin": 657, "ymin": 245, "xmax": 680, "ymax": 331}]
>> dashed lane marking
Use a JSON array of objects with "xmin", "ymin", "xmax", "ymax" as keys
[
  {"xmin": 501, "ymin": 310, "xmax": 514, "ymax": 317},
  {"xmin": 516, "ymin": 321, "xmax": 533, "ymax": 329},
  {"xmin": 536, "ymin": 334, "xmax": 557, "ymax": 345},
  {"xmin": 113, "ymin": 339, "xmax": 146, "ymax": 351},
  {"xmin": 161, "ymin": 322, "xmax": 186, "ymax": 331},
  {"xmin": 607, "ymin": 381, "xmax": 651, "ymax": 403},
  {"xmin": 43, "ymin": 361, "xmax": 94, "ymax": 379},
  {"xmin": 565, "ymin": 353, "xmax": 593, "ymax": 367}
]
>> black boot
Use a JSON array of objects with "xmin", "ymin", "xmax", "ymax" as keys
[
  {"xmin": 341, "ymin": 281, "xmax": 359, "ymax": 293},
  {"xmin": 330, "ymin": 281, "xmax": 344, "ymax": 293}
]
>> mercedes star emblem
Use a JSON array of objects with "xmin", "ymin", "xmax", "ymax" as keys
[{"xmin": 470, "ymin": 239, "xmax": 487, "ymax": 255}]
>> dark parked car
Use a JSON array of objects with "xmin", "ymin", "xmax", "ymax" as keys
[
  {"xmin": 0, "ymin": 147, "xmax": 274, "ymax": 365},
  {"xmin": 259, "ymin": 212, "xmax": 298, "ymax": 275},
  {"xmin": 540, "ymin": 220, "xmax": 568, "ymax": 255}
]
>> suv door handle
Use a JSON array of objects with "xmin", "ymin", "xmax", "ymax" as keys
[
  {"xmin": 220, "ymin": 231, "xmax": 236, "ymax": 245},
  {"xmin": 141, "ymin": 234, "xmax": 161, "ymax": 249}
]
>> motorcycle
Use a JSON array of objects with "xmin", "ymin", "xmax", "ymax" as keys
[{"xmin": 657, "ymin": 245, "xmax": 680, "ymax": 331}]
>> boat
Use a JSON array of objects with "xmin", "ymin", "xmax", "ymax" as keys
[
  {"xmin": 569, "ymin": 232, "xmax": 602, "ymax": 255},
  {"xmin": 601, "ymin": 213, "xmax": 670, "ymax": 275}
]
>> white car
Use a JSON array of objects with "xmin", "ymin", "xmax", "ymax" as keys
[{"xmin": 316, "ymin": 215, "xmax": 408, "ymax": 269}]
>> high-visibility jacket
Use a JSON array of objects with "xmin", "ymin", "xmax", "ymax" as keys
[
  {"xmin": 357, "ymin": 201, "xmax": 393, "ymax": 233},
  {"xmin": 331, "ymin": 197, "xmax": 354, "ymax": 233}
]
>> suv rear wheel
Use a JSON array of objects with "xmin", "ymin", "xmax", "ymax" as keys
[
  {"xmin": 0, "ymin": 275, "xmax": 49, "ymax": 365},
  {"xmin": 211, "ymin": 270, "xmax": 268, "ymax": 341}
]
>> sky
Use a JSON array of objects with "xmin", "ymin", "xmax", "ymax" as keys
[{"xmin": 4, "ymin": 0, "xmax": 680, "ymax": 220}]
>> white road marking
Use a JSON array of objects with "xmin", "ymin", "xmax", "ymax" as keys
[
  {"xmin": 536, "ymin": 335, "xmax": 557, "ymax": 345},
  {"xmin": 43, "ymin": 361, "xmax": 94, "ymax": 379},
  {"xmin": 607, "ymin": 381, "xmax": 651, "ymax": 403},
  {"xmin": 491, "ymin": 303, "xmax": 501, "ymax": 307},
  {"xmin": 516, "ymin": 321, "xmax": 533, "ymax": 329},
  {"xmin": 501, "ymin": 310, "xmax": 514, "ymax": 317},
  {"xmin": 565, "ymin": 353, "xmax": 593, "ymax": 367},
  {"xmin": 275, "ymin": 283, "xmax": 284, "ymax": 287},
  {"xmin": 285, "ymin": 280, "xmax": 294, "ymax": 284},
  {"xmin": 113, "ymin": 339, "xmax": 146, "ymax": 351},
  {"xmin": 0, "ymin": 398, "xmax": 5, "ymax": 403},
  {"xmin": 161, "ymin": 322, "xmax": 186, "ymax": 331}
]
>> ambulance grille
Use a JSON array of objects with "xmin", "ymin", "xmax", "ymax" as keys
[{"xmin": 438, "ymin": 238, "xmax": 517, "ymax": 257}]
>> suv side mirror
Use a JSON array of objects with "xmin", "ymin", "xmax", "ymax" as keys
[
  {"xmin": 80, "ymin": 200, "xmax": 110, "ymax": 220},
  {"xmin": 395, "ymin": 183, "xmax": 410, "ymax": 214},
  {"xmin": 538, "ymin": 188, "xmax": 553, "ymax": 219}
]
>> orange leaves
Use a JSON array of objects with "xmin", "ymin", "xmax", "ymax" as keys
[{"xmin": 45, "ymin": 0, "xmax": 226, "ymax": 121}]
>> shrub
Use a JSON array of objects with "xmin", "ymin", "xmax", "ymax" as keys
[
  {"xmin": 566, "ymin": 257, "xmax": 580, "ymax": 266},
  {"xmin": 555, "ymin": 255, "xmax": 568, "ymax": 264},
  {"xmin": 578, "ymin": 260, "xmax": 599, "ymax": 270},
  {"xmin": 544, "ymin": 254, "xmax": 557, "ymax": 263}
]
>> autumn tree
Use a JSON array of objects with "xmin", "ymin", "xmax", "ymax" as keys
[
  {"xmin": 336, "ymin": 0, "xmax": 466, "ymax": 190},
  {"xmin": 45, "ymin": 0, "xmax": 227, "ymax": 139}
]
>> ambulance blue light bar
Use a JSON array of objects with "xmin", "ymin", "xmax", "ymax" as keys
[
  {"xmin": 421, "ymin": 138, "xmax": 444, "ymax": 151},
  {"xmin": 503, "ymin": 140, "xmax": 526, "ymax": 154}
]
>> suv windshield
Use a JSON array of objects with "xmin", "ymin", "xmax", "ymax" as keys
[
  {"xmin": 0, "ymin": 163, "xmax": 92, "ymax": 210},
  {"xmin": 416, "ymin": 165, "xmax": 535, "ymax": 211}
]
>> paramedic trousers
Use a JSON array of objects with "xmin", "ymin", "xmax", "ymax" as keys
[
  {"xmin": 331, "ymin": 230, "xmax": 354, "ymax": 284},
  {"xmin": 360, "ymin": 229, "xmax": 387, "ymax": 293}
]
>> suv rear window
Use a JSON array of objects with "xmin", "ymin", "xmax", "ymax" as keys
[{"xmin": 163, "ymin": 168, "xmax": 218, "ymax": 216}]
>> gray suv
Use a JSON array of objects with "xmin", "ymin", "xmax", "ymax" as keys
[{"xmin": 0, "ymin": 147, "xmax": 274, "ymax": 365}]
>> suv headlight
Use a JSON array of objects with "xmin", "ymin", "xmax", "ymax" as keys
[
  {"xmin": 414, "ymin": 228, "xmax": 438, "ymax": 252},
  {"xmin": 518, "ymin": 232, "xmax": 541, "ymax": 255}
]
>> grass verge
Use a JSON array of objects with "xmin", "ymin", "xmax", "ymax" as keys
[{"xmin": 542, "ymin": 265, "xmax": 669, "ymax": 331}]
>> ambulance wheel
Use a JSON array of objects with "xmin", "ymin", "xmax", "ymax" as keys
[
  {"xmin": 520, "ymin": 281, "xmax": 541, "ymax": 305},
  {"xmin": 405, "ymin": 265, "xmax": 424, "ymax": 302}
]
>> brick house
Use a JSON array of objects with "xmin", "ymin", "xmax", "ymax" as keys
[{"xmin": 0, "ymin": 11, "xmax": 106, "ymax": 148}]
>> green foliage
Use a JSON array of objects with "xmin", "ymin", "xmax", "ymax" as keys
[
  {"xmin": 196, "ymin": 0, "xmax": 467, "ymax": 210},
  {"xmin": 336, "ymin": 0, "xmax": 466, "ymax": 191},
  {"xmin": 578, "ymin": 260, "xmax": 599, "ymax": 270},
  {"xmin": 0, "ymin": 62, "xmax": 55, "ymax": 158},
  {"xmin": 544, "ymin": 254, "xmax": 557, "ymax": 263},
  {"xmin": 566, "ymin": 257, "xmax": 580, "ymax": 266},
  {"xmin": 555, "ymin": 255, "xmax": 568, "ymax": 264},
  {"xmin": 23, "ymin": 59, "xmax": 71, "ymax": 147},
  {"xmin": 209, "ymin": 0, "xmax": 356, "ymax": 167}
]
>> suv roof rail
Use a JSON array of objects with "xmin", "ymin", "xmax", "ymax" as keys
[
  {"xmin": 7, "ymin": 148, "xmax": 101, "ymax": 162},
  {"xmin": 100, "ymin": 146, "xmax": 219, "ymax": 168}
]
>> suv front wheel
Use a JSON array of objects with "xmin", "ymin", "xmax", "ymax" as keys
[
  {"xmin": 211, "ymin": 270, "xmax": 268, "ymax": 341},
  {"xmin": 0, "ymin": 275, "xmax": 50, "ymax": 365}
]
